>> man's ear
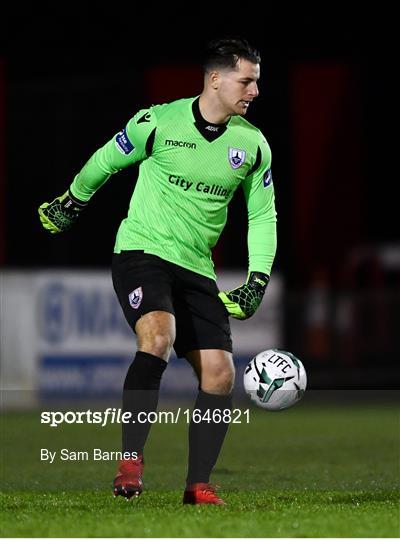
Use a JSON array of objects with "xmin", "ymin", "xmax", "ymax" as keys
[{"xmin": 208, "ymin": 70, "xmax": 220, "ymax": 90}]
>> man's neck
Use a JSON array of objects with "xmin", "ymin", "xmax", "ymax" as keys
[{"xmin": 198, "ymin": 94, "xmax": 231, "ymax": 124}]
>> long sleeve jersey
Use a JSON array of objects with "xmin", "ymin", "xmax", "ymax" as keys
[{"xmin": 70, "ymin": 96, "xmax": 277, "ymax": 280}]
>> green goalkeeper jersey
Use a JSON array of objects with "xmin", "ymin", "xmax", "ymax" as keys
[{"xmin": 70, "ymin": 97, "xmax": 277, "ymax": 280}]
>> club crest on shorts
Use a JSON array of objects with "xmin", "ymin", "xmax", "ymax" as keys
[
  {"xmin": 128, "ymin": 287, "xmax": 143, "ymax": 309},
  {"xmin": 228, "ymin": 147, "xmax": 246, "ymax": 169}
]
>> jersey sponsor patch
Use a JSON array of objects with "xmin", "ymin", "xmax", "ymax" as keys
[
  {"xmin": 129, "ymin": 287, "xmax": 143, "ymax": 309},
  {"xmin": 228, "ymin": 147, "xmax": 246, "ymax": 169},
  {"xmin": 115, "ymin": 129, "xmax": 135, "ymax": 155},
  {"xmin": 263, "ymin": 168, "xmax": 273, "ymax": 188}
]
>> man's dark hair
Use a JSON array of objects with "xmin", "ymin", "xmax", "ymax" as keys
[{"xmin": 203, "ymin": 37, "xmax": 261, "ymax": 72}]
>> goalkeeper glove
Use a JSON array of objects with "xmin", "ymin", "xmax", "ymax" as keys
[
  {"xmin": 38, "ymin": 190, "xmax": 87, "ymax": 234},
  {"xmin": 218, "ymin": 271, "xmax": 270, "ymax": 320}
]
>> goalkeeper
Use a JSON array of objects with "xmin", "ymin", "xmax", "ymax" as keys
[{"xmin": 38, "ymin": 37, "xmax": 277, "ymax": 506}]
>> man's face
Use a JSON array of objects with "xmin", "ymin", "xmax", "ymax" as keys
[{"xmin": 216, "ymin": 58, "xmax": 260, "ymax": 116}]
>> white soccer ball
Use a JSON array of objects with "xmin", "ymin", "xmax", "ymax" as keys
[{"xmin": 243, "ymin": 349, "xmax": 307, "ymax": 411}]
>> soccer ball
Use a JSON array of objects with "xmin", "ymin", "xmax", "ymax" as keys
[{"xmin": 243, "ymin": 349, "xmax": 307, "ymax": 411}]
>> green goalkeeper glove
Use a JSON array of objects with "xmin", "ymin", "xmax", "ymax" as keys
[
  {"xmin": 218, "ymin": 271, "xmax": 270, "ymax": 320},
  {"xmin": 38, "ymin": 190, "xmax": 87, "ymax": 234}
]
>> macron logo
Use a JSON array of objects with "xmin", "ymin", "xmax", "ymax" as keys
[{"xmin": 165, "ymin": 139, "xmax": 197, "ymax": 149}]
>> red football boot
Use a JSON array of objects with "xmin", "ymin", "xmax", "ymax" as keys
[
  {"xmin": 113, "ymin": 455, "xmax": 144, "ymax": 499},
  {"xmin": 183, "ymin": 483, "xmax": 225, "ymax": 505}
]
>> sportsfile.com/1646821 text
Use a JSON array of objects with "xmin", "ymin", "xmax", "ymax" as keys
[{"xmin": 40, "ymin": 408, "xmax": 251, "ymax": 427}]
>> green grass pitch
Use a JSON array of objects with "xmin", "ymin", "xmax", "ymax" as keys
[{"xmin": 1, "ymin": 393, "xmax": 399, "ymax": 537}]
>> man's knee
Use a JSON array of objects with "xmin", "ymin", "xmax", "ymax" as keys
[
  {"xmin": 202, "ymin": 358, "xmax": 235, "ymax": 395},
  {"xmin": 209, "ymin": 366, "xmax": 235, "ymax": 394},
  {"xmin": 140, "ymin": 333, "xmax": 174, "ymax": 359},
  {"xmin": 136, "ymin": 311, "xmax": 176, "ymax": 360}
]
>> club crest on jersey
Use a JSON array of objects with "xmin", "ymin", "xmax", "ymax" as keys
[
  {"xmin": 228, "ymin": 147, "xmax": 246, "ymax": 169},
  {"xmin": 128, "ymin": 287, "xmax": 143, "ymax": 309}
]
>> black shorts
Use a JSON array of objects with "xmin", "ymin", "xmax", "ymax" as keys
[{"xmin": 111, "ymin": 250, "xmax": 232, "ymax": 358}]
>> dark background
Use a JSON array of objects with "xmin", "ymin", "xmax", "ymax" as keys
[
  {"xmin": 2, "ymin": 10, "xmax": 393, "ymax": 279},
  {"xmin": 1, "ymin": 10, "xmax": 397, "ymax": 386}
]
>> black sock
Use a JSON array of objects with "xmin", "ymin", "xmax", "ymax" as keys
[
  {"xmin": 122, "ymin": 351, "xmax": 167, "ymax": 454},
  {"xmin": 186, "ymin": 389, "xmax": 232, "ymax": 485}
]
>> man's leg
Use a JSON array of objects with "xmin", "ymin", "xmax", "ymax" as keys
[
  {"xmin": 183, "ymin": 349, "xmax": 234, "ymax": 504},
  {"xmin": 114, "ymin": 311, "xmax": 175, "ymax": 498}
]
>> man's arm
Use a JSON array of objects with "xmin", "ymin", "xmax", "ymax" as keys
[
  {"xmin": 219, "ymin": 137, "xmax": 277, "ymax": 319},
  {"xmin": 38, "ymin": 108, "xmax": 157, "ymax": 233},
  {"xmin": 242, "ymin": 137, "xmax": 277, "ymax": 277}
]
